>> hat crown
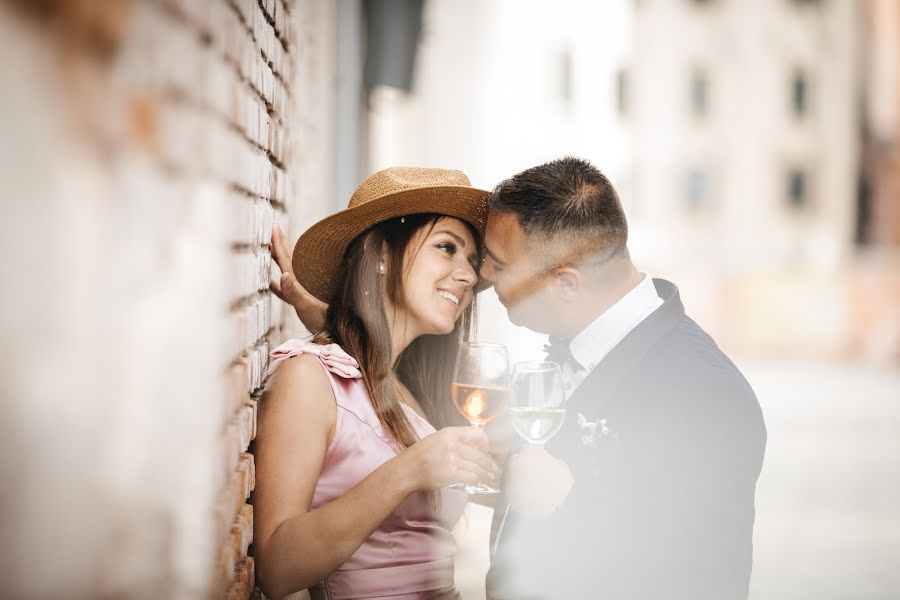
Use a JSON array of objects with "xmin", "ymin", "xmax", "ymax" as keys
[{"xmin": 348, "ymin": 167, "xmax": 473, "ymax": 208}]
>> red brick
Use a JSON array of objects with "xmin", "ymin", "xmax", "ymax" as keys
[
  {"xmin": 228, "ymin": 503, "xmax": 254, "ymax": 562},
  {"xmin": 240, "ymin": 452, "xmax": 256, "ymax": 495},
  {"xmin": 225, "ymin": 557, "xmax": 256, "ymax": 600},
  {"xmin": 246, "ymin": 398, "xmax": 259, "ymax": 441},
  {"xmin": 214, "ymin": 531, "xmax": 237, "ymax": 593},
  {"xmin": 239, "ymin": 403, "xmax": 255, "ymax": 452},
  {"xmin": 224, "ymin": 419, "xmax": 242, "ymax": 476}
]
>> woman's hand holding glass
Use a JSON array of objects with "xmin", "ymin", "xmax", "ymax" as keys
[
  {"xmin": 398, "ymin": 426, "xmax": 499, "ymax": 492},
  {"xmin": 450, "ymin": 342, "xmax": 510, "ymax": 493}
]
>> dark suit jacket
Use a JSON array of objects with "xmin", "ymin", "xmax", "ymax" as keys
[{"xmin": 486, "ymin": 279, "xmax": 766, "ymax": 600}]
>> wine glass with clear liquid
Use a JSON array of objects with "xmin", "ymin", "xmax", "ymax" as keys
[
  {"xmin": 451, "ymin": 342, "xmax": 510, "ymax": 494},
  {"xmin": 509, "ymin": 361, "xmax": 566, "ymax": 447}
]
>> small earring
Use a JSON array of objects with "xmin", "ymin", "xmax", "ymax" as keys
[{"xmin": 378, "ymin": 263, "xmax": 385, "ymax": 274}]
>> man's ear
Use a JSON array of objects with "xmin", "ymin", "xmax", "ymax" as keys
[{"xmin": 553, "ymin": 266, "xmax": 581, "ymax": 301}]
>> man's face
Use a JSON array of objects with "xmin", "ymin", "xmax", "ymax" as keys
[{"xmin": 480, "ymin": 212, "xmax": 562, "ymax": 333}]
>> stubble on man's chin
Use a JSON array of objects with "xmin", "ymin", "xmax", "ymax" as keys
[
  {"xmin": 499, "ymin": 299, "xmax": 524, "ymax": 327},
  {"xmin": 507, "ymin": 307, "xmax": 548, "ymax": 334}
]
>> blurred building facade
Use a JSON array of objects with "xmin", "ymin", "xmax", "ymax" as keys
[
  {"xmin": 629, "ymin": 0, "xmax": 860, "ymax": 271},
  {"xmin": 364, "ymin": 0, "xmax": 899, "ymax": 364},
  {"xmin": 621, "ymin": 0, "xmax": 900, "ymax": 363},
  {"xmin": 861, "ymin": 0, "xmax": 900, "ymax": 248}
]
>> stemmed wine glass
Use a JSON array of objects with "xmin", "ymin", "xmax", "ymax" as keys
[
  {"xmin": 508, "ymin": 361, "xmax": 566, "ymax": 447},
  {"xmin": 491, "ymin": 360, "xmax": 567, "ymax": 555},
  {"xmin": 451, "ymin": 342, "xmax": 510, "ymax": 494}
]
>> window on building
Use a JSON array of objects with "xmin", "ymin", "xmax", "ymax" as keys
[
  {"xmin": 615, "ymin": 67, "xmax": 629, "ymax": 116},
  {"xmin": 685, "ymin": 168, "xmax": 711, "ymax": 210},
  {"xmin": 560, "ymin": 49, "xmax": 574, "ymax": 106},
  {"xmin": 792, "ymin": 69, "xmax": 808, "ymax": 117},
  {"xmin": 786, "ymin": 168, "xmax": 810, "ymax": 210},
  {"xmin": 690, "ymin": 68, "xmax": 709, "ymax": 117}
]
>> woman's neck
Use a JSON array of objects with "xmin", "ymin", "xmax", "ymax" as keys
[{"xmin": 386, "ymin": 306, "xmax": 418, "ymax": 365}]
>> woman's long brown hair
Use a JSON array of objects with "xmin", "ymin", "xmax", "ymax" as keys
[{"xmin": 314, "ymin": 214, "xmax": 477, "ymax": 449}]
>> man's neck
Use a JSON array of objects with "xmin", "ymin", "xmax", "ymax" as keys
[{"xmin": 565, "ymin": 264, "xmax": 644, "ymax": 339}]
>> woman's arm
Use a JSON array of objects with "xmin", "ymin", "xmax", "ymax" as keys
[
  {"xmin": 253, "ymin": 355, "xmax": 498, "ymax": 599},
  {"xmin": 269, "ymin": 224, "xmax": 327, "ymax": 333}
]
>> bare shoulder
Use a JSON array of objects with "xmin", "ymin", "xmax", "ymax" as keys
[
  {"xmin": 268, "ymin": 353, "xmax": 334, "ymax": 397},
  {"xmin": 259, "ymin": 353, "xmax": 336, "ymax": 439}
]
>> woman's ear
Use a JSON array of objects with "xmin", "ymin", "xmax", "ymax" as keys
[
  {"xmin": 554, "ymin": 266, "xmax": 581, "ymax": 301},
  {"xmin": 379, "ymin": 241, "xmax": 389, "ymax": 276}
]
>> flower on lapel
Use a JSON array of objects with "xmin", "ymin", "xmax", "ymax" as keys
[{"xmin": 577, "ymin": 413, "xmax": 609, "ymax": 448}]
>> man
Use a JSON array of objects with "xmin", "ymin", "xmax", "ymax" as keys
[
  {"xmin": 272, "ymin": 157, "xmax": 766, "ymax": 600},
  {"xmin": 479, "ymin": 157, "xmax": 765, "ymax": 599}
]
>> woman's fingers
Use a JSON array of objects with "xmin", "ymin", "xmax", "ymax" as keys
[
  {"xmin": 455, "ymin": 457, "xmax": 496, "ymax": 485},
  {"xmin": 454, "ymin": 426, "xmax": 491, "ymax": 451},
  {"xmin": 279, "ymin": 272, "xmax": 306, "ymax": 305},
  {"xmin": 269, "ymin": 224, "xmax": 292, "ymax": 301},
  {"xmin": 270, "ymin": 271, "xmax": 284, "ymax": 297},
  {"xmin": 457, "ymin": 444, "xmax": 499, "ymax": 478},
  {"xmin": 271, "ymin": 223, "xmax": 294, "ymax": 276}
]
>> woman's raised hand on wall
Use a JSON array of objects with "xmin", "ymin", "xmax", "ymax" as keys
[{"xmin": 270, "ymin": 223, "xmax": 328, "ymax": 333}]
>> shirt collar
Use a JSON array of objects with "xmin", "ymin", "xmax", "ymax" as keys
[{"xmin": 568, "ymin": 273, "xmax": 663, "ymax": 372}]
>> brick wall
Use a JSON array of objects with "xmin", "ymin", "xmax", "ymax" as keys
[{"xmin": 0, "ymin": 1, "xmax": 333, "ymax": 598}]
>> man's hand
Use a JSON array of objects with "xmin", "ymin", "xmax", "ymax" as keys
[
  {"xmin": 505, "ymin": 444, "xmax": 574, "ymax": 519},
  {"xmin": 270, "ymin": 223, "xmax": 328, "ymax": 333}
]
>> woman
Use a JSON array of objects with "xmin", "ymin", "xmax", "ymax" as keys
[{"xmin": 254, "ymin": 167, "xmax": 500, "ymax": 600}]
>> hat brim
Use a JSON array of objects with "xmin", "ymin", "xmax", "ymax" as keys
[{"xmin": 293, "ymin": 185, "xmax": 490, "ymax": 302}]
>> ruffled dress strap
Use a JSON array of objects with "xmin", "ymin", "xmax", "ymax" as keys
[
  {"xmin": 266, "ymin": 339, "xmax": 408, "ymax": 448},
  {"xmin": 265, "ymin": 339, "xmax": 362, "ymax": 380}
]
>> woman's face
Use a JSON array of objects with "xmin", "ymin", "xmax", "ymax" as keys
[{"xmin": 394, "ymin": 217, "xmax": 480, "ymax": 337}]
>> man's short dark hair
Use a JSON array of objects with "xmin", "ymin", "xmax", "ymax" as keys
[{"xmin": 488, "ymin": 157, "xmax": 628, "ymax": 266}]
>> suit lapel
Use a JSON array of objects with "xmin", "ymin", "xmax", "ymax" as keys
[
  {"xmin": 490, "ymin": 279, "xmax": 686, "ymax": 557},
  {"xmin": 563, "ymin": 279, "xmax": 685, "ymax": 423}
]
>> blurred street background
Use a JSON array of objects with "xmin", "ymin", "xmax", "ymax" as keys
[{"xmin": 1, "ymin": 0, "xmax": 898, "ymax": 598}]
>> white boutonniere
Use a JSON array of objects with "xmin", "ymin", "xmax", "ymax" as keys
[{"xmin": 577, "ymin": 413, "xmax": 609, "ymax": 448}]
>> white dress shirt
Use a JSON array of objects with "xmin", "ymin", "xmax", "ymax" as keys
[{"xmin": 561, "ymin": 274, "xmax": 663, "ymax": 399}]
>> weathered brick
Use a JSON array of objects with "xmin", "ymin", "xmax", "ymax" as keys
[
  {"xmin": 215, "ymin": 528, "xmax": 238, "ymax": 591},
  {"xmin": 239, "ymin": 402, "xmax": 255, "ymax": 452},
  {"xmin": 228, "ymin": 362, "xmax": 250, "ymax": 412},
  {"xmin": 229, "ymin": 503, "xmax": 254, "ymax": 562},
  {"xmin": 224, "ymin": 420, "xmax": 242, "ymax": 480},
  {"xmin": 225, "ymin": 557, "xmax": 256, "ymax": 600},
  {"xmin": 246, "ymin": 398, "xmax": 259, "ymax": 441},
  {"xmin": 241, "ymin": 452, "xmax": 256, "ymax": 495}
]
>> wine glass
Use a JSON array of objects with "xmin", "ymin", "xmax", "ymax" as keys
[
  {"xmin": 451, "ymin": 342, "xmax": 510, "ymax": 494},
  {"xmin": 509, "ymin": 361, "xmax": 566, "ymax": 447}
]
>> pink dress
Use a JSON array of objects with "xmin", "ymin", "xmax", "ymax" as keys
[{"xmin": 266, "ymin": 340, "xmax": 468, "ymax": 600}]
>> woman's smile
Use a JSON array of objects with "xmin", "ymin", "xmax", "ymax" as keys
[{"xmin": 437, "ymin": 288, "xmax": 461, "ymax": 306}]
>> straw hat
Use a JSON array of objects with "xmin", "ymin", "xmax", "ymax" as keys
[{"xmin": 293, "ymin": 166, "xmax": 489, "ymax": 302}]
